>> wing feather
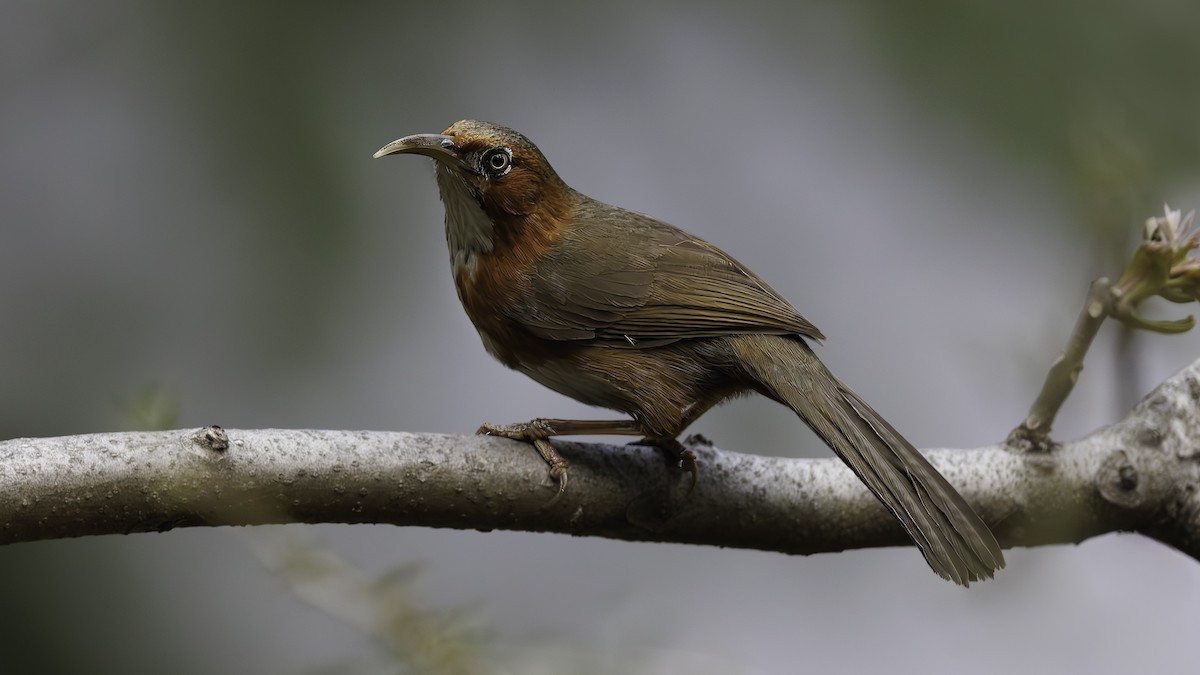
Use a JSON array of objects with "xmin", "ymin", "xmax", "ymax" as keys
[{"xmin": 513, "ymin": 198, "xmax": 823, "ymax": 346}]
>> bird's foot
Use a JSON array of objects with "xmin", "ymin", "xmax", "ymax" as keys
[
  {"xmin": 476, "ymin": 419, "xmax": 557, "ymax": 441},
  {"xmin": 632, "ymin": 437, "xmax": 698, "ymax": 495},
  {"xmin": 478, "ymin": 420, "xmax": 568, "ymax": 507}
]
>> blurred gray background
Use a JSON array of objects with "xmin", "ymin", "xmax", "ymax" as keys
[{"xmin": 3, "ymin": 1, "xmax": 1200, "ymax": 673}]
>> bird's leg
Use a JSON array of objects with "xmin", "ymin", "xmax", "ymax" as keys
[{"xmin": 476, "ymin": 418, "xmax": 645, "ymax": 505}]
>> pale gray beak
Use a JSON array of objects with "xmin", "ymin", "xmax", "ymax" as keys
[{"xmin": 373, "ymin": 133, "xmax": 476, "ymax": 175}]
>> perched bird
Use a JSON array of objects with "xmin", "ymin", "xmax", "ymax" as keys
[{"xmin": 374, "ymin": 120, "xmax": 1004, "ymax": 585}]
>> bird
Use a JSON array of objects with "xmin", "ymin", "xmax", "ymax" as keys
[{"xmin": 373, "ymin": 120, "xmax": 1004, "ymax": 585}]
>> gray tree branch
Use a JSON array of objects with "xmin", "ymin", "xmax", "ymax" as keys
[{"xmin": 3, "ymin": 358, "xmax": 1200, "ymax": 564}]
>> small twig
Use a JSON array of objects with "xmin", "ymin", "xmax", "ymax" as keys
[
  {"xmin": 1009, "ymin": 279, "xmax": 1111, "ymax": 450},
  {"xmin": 1009, "ymin": 205, "xmax": 1200, "ymax": 450}
]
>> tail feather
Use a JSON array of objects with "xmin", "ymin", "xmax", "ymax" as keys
[
  {"xmin": 733, "ymin": 335, "xmax": 1004, "ymax": 585},
  {"xmin": 836, "ymin": 384, "xmax": 1004, "ymax": 582}
]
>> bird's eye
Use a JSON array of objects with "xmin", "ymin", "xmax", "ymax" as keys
[{"xmin": 481, "ymin": 147, "xmax": 512, "ymax": 177}]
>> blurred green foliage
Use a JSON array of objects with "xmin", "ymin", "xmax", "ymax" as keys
[{"xmin": 867, "ymin": 1, "xmax": 1199, "ymax": 246}]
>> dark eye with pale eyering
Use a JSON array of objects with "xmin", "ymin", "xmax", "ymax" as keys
[{"xmin": 481, "ymin": 147, "xmax": 512, "ymax": 177}]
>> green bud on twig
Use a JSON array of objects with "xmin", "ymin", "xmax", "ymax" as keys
[{"xmin": 1111, "ymin": 205, "xmax": 1199, "ymax": 333}]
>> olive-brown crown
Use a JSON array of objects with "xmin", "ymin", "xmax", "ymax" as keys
[{"xmin": 440, "ymin": 120, "xmax": 571, "ymax": 218}]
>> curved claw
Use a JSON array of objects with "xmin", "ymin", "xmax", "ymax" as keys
[
  {"xmin": 481, "ymin": 431, "xmax": 571, "ymax": 507},
  {"xmin": 678, "ymin": 448, "xmax": 698, "ymax": 496},
  {"xmin": 541, "ymin": 463, "xmax": 569, "ymax": 509}
]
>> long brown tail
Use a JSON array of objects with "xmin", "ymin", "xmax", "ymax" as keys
[{"xmin": 731, "ymin": 334, "xmax": 1005, "ymax": 585}]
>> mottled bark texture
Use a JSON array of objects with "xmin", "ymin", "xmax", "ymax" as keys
[{"xmin": 2, "ymin": 358, "xmax": 1199, "ymax": 562}]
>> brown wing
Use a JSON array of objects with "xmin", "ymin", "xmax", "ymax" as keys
[{"xmin": 513, "ymin": 199, "xmax": 823, "ymax": 347}]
